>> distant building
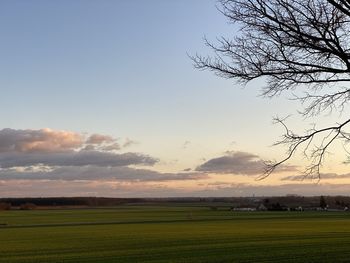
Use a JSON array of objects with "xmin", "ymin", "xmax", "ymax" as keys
[
  {"xmin": 295, "ymin": 206, "xmax": 303, "ymax": 211},
  {"xmin": 256, "ymin": 204, "xmax": 267, "ymax": 211}
]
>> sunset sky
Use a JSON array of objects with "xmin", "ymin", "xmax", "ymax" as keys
[{"xmin": 1, "ymin": 0, "xmax": 350, "ymax": 197}]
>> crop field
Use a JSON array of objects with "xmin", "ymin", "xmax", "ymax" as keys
[{"xmin": 1, "ymin": 205, "xmax": 350, "ymax": 262}]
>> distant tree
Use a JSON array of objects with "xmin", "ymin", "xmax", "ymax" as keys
[
  {"xmin": 320, "ymin": 196, "xmax": 327, "ymax": 209},
  {"xmin": 335, "ymin": 199, "xmax": 348, "ymax": 207},
  {"xmin": 20, "ymin": 203, "xmax": 36, "ymax": 210},
  {"xmin": 268, "ymin": 202, "xmax": 288, "ymax": 211},
  {"xmin": 0, "ymin": 202, "xmax": 11, "ymax": 210},
  {"xmin": 193, "ymin": 0, "xmax": 350, "ymax": 179}
]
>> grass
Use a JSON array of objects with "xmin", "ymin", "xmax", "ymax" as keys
[{"xmin": 1, "ymin": 206, "xmax": 350, "ymax": 262}]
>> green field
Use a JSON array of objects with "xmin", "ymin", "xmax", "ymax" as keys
[{"xmin": 1, "ymin": 205, "xmax": 350, "ymax": 262}]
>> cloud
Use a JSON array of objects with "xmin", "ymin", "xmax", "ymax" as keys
[
  {"xmin": 0, "ymin": 128, "xmax": 142, "ymax": 154},
  {"xmin": 82, "ymin": 145, "xmax": 96, "ymax": 151},
  {"xmin": 0, "ymin": 151, "xmax": 157, "ymax": 168},
  {"xmin": 196, "ymin": 151, "xmax": 296, "ymax": 175},
  {"xmin": 281, "ymin": 173, "xmax": 350, "ymax": 181},
  {"xmin": 102, "ymin": 143, "xmax": 121, "ymax": 151},
  {"xmin": 0, "ymin": 128, "xmax": 153, "ymax": 169},
  {"xmin": 123, "ymin": 138, "xmax": 137, "ymax": 148},
  {"xmin": 0, "ymin": 166, "xmax": 207, "ymax": 182},
  {"xmin": 183, "ymin": 141, "xmax": 191, "ymax": 149},
  {"xmin": 86, "ymin": 134, "xmax": 115, "ymax": 144},
  {"xmin": 196, "ymin": 151, "xmax": 264, "ymax": 175},
  {"xmin": 0, "ymin": 128, "xmax": 212, "ymax": 196},
  {"xmin": 0, "ymin": 128, "xmax": 83, "ymax": 153}
]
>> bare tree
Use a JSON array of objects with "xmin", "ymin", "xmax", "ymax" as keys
[{"xmin": 193, "ymin": 0, "xmax": 350, "ymax": 179}]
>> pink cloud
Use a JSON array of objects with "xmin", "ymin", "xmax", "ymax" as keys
[
  {"xmin": 0, "ymin": 128, "xmax": 83, "ymax": 153},
  {"xmin": 86, "ymin": 134, "xmax": 115, "ymax": 144}
]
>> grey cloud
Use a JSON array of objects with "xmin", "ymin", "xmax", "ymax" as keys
[
  {"xmin": 0, "ymin": 151, "xmax": 158, "ymax": 168},
  {"xmin": 82, "ymin": 145, "xmax": 96, "ymax": 151},
  {"xmin": 196, "ymin": 151, "xmax": 264, "ymax": 175},
  {"xmin": 102, "ymin": 143, "xmax": 121, "ymax": 151},
  {"xmin": 0, "ymin": 166, "xmax": 207, "ymax": 182},
  {"xmin": 281, "ymin": 173, "xmax": 350, "ymax": 181},
  {"xmin": 196, "ymin": 151, "xmax": 296, "ymax": 175}
]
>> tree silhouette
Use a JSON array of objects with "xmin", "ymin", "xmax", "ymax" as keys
[
  {"xmin": 320, "ymin": 195, "xmax": 328, "ymax": 209},
  {"xmin": 193, "ymin": 0, "xmax": 350, "ymax": 179}
]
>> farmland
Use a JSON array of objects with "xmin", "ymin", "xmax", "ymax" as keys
[{"xmin": 1, "ymin": 205, "xmax": 350, "ymax": 262}]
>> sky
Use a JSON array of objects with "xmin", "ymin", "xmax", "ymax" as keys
[{"xmin": 0, "ymin": 0, "xmax": 349, "ymax": 197}]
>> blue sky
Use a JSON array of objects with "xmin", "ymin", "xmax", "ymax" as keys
[
  {"xmin": 0, "ymin": 0, "xmax": 347, "ymax": 197},
  {"xmin": 0, "ymin": 0, "xmax": 264, "ymax": 132}
]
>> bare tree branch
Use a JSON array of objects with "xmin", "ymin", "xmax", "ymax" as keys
[
  {"xmin": 261, "ymin": 117, "xmax": 350, "ymax": 179},
  {"xmin": 193, "ymin": 0, "xmax": 350, "ymax": 179}
]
